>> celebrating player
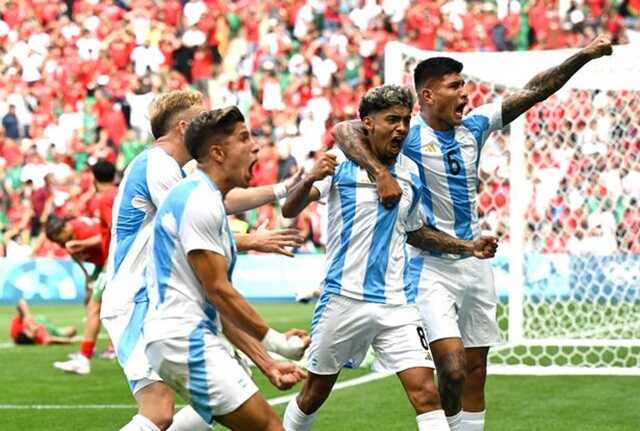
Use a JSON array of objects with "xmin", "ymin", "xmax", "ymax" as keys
[
  {"xmin": 144, "ymin": 107, "xmax": 307, "ymax": 431},
  {"xmin": 332, "ymin": 36, "xmax": 613, "ymax": 431},
  {"xmin": 281, "ymin": 85, "xmax": 497, "ymax": 431},
  {"xmin": 53, "ymin": 159, "xmax": 118, "ymax": 375},
  {"xmin": 102, "ymin": 90, "xmax": 308, "ymax": 431}
]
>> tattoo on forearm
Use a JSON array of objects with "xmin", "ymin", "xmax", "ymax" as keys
[
  {"xmin": 333, "ymin": 121, "xmax": 384, "ymax": 176},
  {"xmin": 502, "ymin": 51, "xmax": 592, "ymax": 125},
  {"xmin": 407, "ymin": 227, "xmax": 469, "ymax": 255}
]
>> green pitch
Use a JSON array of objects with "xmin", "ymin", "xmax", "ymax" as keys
[{"xmin": 0, "ymin": 304, "xmax": 638, "ymax": 430}]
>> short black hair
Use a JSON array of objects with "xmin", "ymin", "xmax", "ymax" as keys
[
  {"xmin": 45, "ymin": 216, "xmax": 70, "ymax": 242},
  {"xmin": 358, "ymin": 85, "xmax": 415, "ymax": 119},
  {"xmin": 91, "ymin": 159, "xmax": 116, "ymax": 183},
  {"xmin": 14, "ymin": 331, "xmax": 35, "ymax": 345},
  {"xmin": 185, "ymin": 107, "xmax": 245, "ymax": 162},
  {"xmin": 413, "ymin": 57, "xmax": 464, "ymax": 90}
]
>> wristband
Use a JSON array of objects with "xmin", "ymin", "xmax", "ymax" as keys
[
  {"xmin": 273, "ymin": 182, "xmax": 288, "ymax": 200},
  {"xmin": 262, "ymin": 328, "xmax": 306, "ymax": 360}
]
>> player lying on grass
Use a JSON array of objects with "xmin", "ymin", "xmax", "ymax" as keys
[
  {"xmin": 281, "ymin": 85, "xmax": 497, "ymax": 431},
  {"xmin": 332, "ymin": 35, "xmax": 613, "ymax": 431},
  {"xmin": 10, "ymin": 299, "xmax": 76, "ymax": 345},
  {"xmin": 51, "ymin": 160, "xmax": 118, "ymax": 375},
  {"xmin": 102, "ymin": 90, "xmax": 308, "ymax": 431},
  {"xmin": 144, "ymin": 107, "xmax": 308, "ymax": 431}
]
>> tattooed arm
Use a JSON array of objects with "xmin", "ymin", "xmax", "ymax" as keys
[
  {"xmin": 332, "ymin": 120, "xmax": 402, "ymax": 207},
  {"xmin": 407, "ymin": 226, "xmax": 498, "ymax": 259},
  {"xmin": 501, "ymin": 35, "xmax": 613, "ymax": 126}
]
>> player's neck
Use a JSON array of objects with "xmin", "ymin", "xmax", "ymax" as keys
[
  {"xmin": 198, "ymin": 164, "xmax": 234, "ymax": 196},
  {"xmin": 420, "ymin": 111, "xmax": 454, "ymax": 131},
  {"xmin": 155, "ymin": 134, "xmax": 191, "ymax": 166},
  {"xmin": 365, "ymin": 140, "xmax": 394, "ymax": 167}
]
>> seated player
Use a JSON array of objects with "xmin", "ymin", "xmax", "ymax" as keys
[
  {"xmin": 144, "ymin": 107, "xmax": 308, "ymax": 431},
  {"xmin": 45, "ymin": 214, "xmax": 108, "ymax": 374},
  {"xmin": 10, "ymin": 299, "xmax": 76, "ymax": 345},
  {"xmin": 281, "ymin": 85, "xmax": 497, "ymax": 431}
]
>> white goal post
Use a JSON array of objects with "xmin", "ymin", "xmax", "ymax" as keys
[{"xmin": 384, "ymin": 41, "xmax": 640, "ymax": 375}]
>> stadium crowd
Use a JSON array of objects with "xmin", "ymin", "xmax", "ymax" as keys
[{"xmin": 0, "ymin": 0, "xmax": 638, "ymax": 258}]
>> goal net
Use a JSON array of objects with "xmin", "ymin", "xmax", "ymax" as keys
[{"xmin": 385, "ymin": 41, "xmax": 640, "ymax": 375}]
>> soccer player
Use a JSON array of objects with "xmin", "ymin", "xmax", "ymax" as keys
[
  {"xmin": 53, "ymin": 159, "xmax": 118, "ymax": 374},
  {"xmin": 102, "ymin": 90, "xmax": 308, "ymax": 431},
  {"xmin": 10, "ymin": 299, "xmax": 76, "ymax": 345},
  {"xmin": 144, "ymin": 107, "xmax": 307, "ymax": 431},
  {"xmin": 332, "ymin": 36, "xmax": 613, "ymax": 431},
  {"xmin": 281, "ymin": 85, "xmax": 497, "ymax": 431}
]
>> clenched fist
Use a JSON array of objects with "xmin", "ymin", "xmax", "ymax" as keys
[
  {"xmin": 582, "ymin": 35, "xmax": 613, "ymax": 60},
  {"xmin": 305, "ymin": 152, "xmax": 338, "ymax": 184}
]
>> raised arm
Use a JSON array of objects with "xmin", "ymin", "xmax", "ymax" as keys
[
  {"xmin": 281, "ymin": 152, "xmax": 337, "ymax": 218},
  {"xmin": 188, "ymin": 249, "xmax": 270, "ymax": 339},
  {"xmin": 501, "ymin": 35, "xmax": 613, "ymax": 126},
  {"xmin": 407, "ymin": 225, "xmax": 498, "ymax": 259},
  {"xmin": 332, "ymin": 120, "xmax": 402, "ymax": 207}
]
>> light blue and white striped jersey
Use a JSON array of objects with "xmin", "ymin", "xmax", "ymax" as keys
[
  {"xmin": 402, "ymin": 103, "xmax": 502, "ymax": 259},
  {"xmin": 144, "ymin": 170, "xmax": 236, "ymax": 343},
  {"xmin": 315, "ymin": 151, "xmax": 424, "ymax": 305},
  {"xmin": 101, "ymin": 147, "xmax": 185, "ymax": 318}
]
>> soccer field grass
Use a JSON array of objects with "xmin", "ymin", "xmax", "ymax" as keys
[{"xmin": 1, "ymin": 304, "xmax": 638, "ymax": 430}]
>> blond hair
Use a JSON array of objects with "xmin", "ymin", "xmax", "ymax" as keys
[{"xmin": 148, "ymin": 90, "xmax": 204, "ymax": 139}]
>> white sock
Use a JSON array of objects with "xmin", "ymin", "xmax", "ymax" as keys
[
  {"xmin": 416, "ymin": 409, "xmax": 450, "ymax": 431},
  {"xmin": 168, "ymin": 406, "xmax": 212, "ymax": 430},
  {"xmin": 283, "ymin": 398, "xmax": 316, "ymax": 431},
  {"xmin": 461, "ymin": 410, "xmax": 485, "ymax": 431},
  {"xmin": 447, "ymin": 410, "xmax": 463, "ymax": 431},
  {"xmin": 120, "ymin": 414, "xmax": 161, "ymax": 431}
]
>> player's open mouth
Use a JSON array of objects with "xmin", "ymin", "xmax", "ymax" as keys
[
  {"xmin": 248, "ymin": 160, "xmax": 257, "ymax": 177},
  {"xmin": 454, "ymin": 103, "xmax": 465, "ymax": 117},
  {"xmin": 390, "ymin": 135, "xmax": 404, "ymax": 150}
]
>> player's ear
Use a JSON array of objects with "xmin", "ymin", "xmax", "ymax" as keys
[
  {"xmin": 362, "ymin": 116, "xmax": 374, "ymax": 134},
  {"xmin": 209, "ymin": 144, "xmax": 225, "ymax": 163},
  {"xmin": 420, "ymin": 86, "xmax": 434, "ymax": 106}
]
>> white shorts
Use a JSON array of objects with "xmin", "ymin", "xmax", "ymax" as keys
[
  {"xmin": 146, "ymin": 321, "xmax": 258, "ymax": 424},
  {"xmin": 101, "ymin": 288, "xmax": 161, "ymax": 394},
  {"xmin": 412, "ymin": 254, "xmax": 501, "ymax": 348},
  {"xmin": 307, "ymin": 294, "xmax": 435, "ymax": 375}
]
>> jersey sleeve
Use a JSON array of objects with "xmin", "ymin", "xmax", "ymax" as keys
[
  {"xmin": 179, "ymin": 191, "xmax": 228, "ymax": 259},
  {"xmin": 147, "ymin": 151, "xmax": 184, "ymax": 208},
  {"xmin": 462, "ymin": 103, "xmax": 503, "ymax": 151}
]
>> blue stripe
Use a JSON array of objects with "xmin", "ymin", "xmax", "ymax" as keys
[
  {"xmin": 113, "ymin": 152, "xmax": 152, "ymax": 275},
  {"xmin": 362, "ymin": 201, "xmax": 399, "ymax": 303},
  {"xmin": 187, "ymin": 321, "xmax": 214, "ymax": 424},
  {"xmin": 203, "ymin": 302, "xmax": 218, "ymax": 334},
  {"xmin": 324, "ymin": 163, "xmax": 358, "ymax": 294},
  {"xmin": 310, "ymin": 291, "xmax": 332, "ymax": 336},
  {"xmin": 462, "ymin": 115, "xmax": 490, "ymax": 181},
  {"xmin": 153, "ymin": 180, "xmax": 199, "ymax": 304},
  {"xmin": 434, "ymin": 131, "xmax": 474, "ymax": 240},
  {"xmin": 116, "ymin": 286, "xmax": 149, "ymax": 366},
  {"xmin": 405, "ymin": 255, "xmax": 424, "ymax": 304},
  {"xmin": 402, "ymin": 125, "xmax": 436, "ymax": 227}
]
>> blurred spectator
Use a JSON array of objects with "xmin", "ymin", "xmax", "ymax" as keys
[{"xmin": 2, "ymin": 105, "xmax": 20, "ymax": 139}]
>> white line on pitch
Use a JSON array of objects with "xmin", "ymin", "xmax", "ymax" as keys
[{"xmin": 0, "ymin": 372, "xmax": 391, "ymax": 410}]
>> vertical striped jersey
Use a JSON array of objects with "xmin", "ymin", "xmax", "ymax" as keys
[
  {"xmin": 315, "ymin": 151, "xmax": 424, "ymax": 305},
  {"xmin": 144, "ymin": 170, "xmax": 236, "ymax": 343},
  {"xmin": 101, "ymin": 147, "xmax": 185, "ymax": 318}
]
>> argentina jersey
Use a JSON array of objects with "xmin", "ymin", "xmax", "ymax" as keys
[
  {"xmin": 144, "ymin": 170, "xmax": 237, "ymax": 344},
  {"xmin": 402, "ymin": 103, "xmax": 502, "ymax": 257},
  {"xmin": 101, "ymin": 147, "xmax": 185, "ymax": 318},
  {"xmin": 315, "ymin": 151, "xmax": 424, "ymax": 305}
]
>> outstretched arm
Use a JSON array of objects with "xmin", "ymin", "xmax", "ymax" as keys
[
  {"xmin": 332, "ymin": 121, "xmax": 402, "ymax": 207},
  {"xmin": 224, "ymin": 169, "xmax": 303, "ymax": 214},
  {"xmin": 501, "ymin": 35, "xmax": 613, "ymax": 126},
  {"xmin": 407, "ymin": 226, "xmax": 498, "ymax": 259},
  {"xmin": 234, "ymin": 225, "xmax": 305, "ymax": 258}
]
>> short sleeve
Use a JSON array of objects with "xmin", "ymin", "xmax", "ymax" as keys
[
  {"xmin": 462, "ymin": 103, "xmax": 503, "ymax": 150},
  {"xmin": 147, "ymin": 150, "xmax": 184, "ymax": 208},
  {"xmin": 180, "ymin": 192, "xmax": 228, "ymax": 258}
]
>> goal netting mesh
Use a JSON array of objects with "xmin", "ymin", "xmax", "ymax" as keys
[{"xmin": 385, "ymin": 42, "xmax": 640, "ymax": 375}]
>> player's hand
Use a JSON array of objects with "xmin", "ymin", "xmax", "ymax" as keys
[
  {"xmin": 305, "ymin": 152, "xmax": 337, "ymax": 184},
  {"xmin": 470, "ymin": 236, "xmax": 498, "ymax": 259},
  {"xmin": 283, "ymin": 328, "xmax": 311, "ymax": 360},
  {"xmin": 264, "ymin": 361, "xmax": 308, "ymax": 390},
  {"xmin": 250, "ymin": 220, "xmax": 304, "ymax": 257},
  {"xmin": 65, "ymin": 239, "xmax": 87, "ymax": 255},
  {"xmin": 376, "ymin": 170, "xmax": 402, "ymax": 208},
  {"xmin": 583, "ymin": 35, "xmax": 613, "ymax": 60}
]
